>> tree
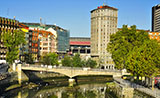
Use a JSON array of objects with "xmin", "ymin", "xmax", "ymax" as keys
[
  {"xmin": 41, "ymin": 53, "xmax": 59, "ymax": 66},
  {"xmin": 72, "ymin": 54, "xmax": 82, "ymax": 67},
  {"xmin": 125, "ymin": 40, "xmax": 160, "ymax": 77},
  {"xmin": 2, "ymin": 30, "xmax": 26, "ymax": 64},
  {"xmin": 61, "ymin": 54, "xmax": 97, "ymax": 68},
  {"xmin": 62, "ymin": 55, "xmax": 72, "ymax": 67},
  {"xmin": 107, "ymin": 25, "xmax": 160, "ymax": 77},
  {"xmin": 24, "ymin": 53, "xmax": 34, "ymax": 64},
  {"xmin": 85, "ymin": 58, "xmax": 97, "ymax": 68}
]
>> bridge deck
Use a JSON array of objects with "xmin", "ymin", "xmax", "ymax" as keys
[{"xmin": 21, "ymin": 66, "xmax": 122, "ymax": 78}]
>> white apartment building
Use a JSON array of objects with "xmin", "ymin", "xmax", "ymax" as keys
[{"xmin": 90, "ymin": 5, "xmax": 118, "ymax": 69}]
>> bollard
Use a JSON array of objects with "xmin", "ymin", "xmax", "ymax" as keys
[
  {"xmin": 13, "ymin": 63, "xmax": 16, "ymax": 71},
  {"xmin": 17, "ymin": 64, "xmax": 22, "ymax": 85}
]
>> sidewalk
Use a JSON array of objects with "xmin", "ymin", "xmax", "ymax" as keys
[{"xmin": 114, "ymin": 78, "xmax": 160, "ymax": 98}]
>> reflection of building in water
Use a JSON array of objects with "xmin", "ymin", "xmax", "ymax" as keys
[{"xmin": 16, "ymin": 83, "xmax": 109, "ymax": 98}]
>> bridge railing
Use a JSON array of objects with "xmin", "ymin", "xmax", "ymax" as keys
[{"xmin": 22, "ymin": 64, "xmax": 121, "ymax": 72}]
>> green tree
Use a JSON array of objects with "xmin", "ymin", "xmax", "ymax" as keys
[
  {"xmin": 24, "ymin": 53, "xmax": 34, "ymax": 64},
  {"xmin": 41, "ymin": 53, "xmax": 59, "ymax": 66},
  {"xmin": 62, "ymin": 55, "xmax": 72, "ymax": 67},
  {"xmin": 85, "ymin": 58, "xmax": 97, "ymax": 68},
  {"xmin": 107, "ymin": 25, "xmax": 160, "ymax": 77},
  {"xmin": 2, "ymin": 30, "xmax": 26, "ymax": 64},
  {"xmin": 72, "ymin": 54, "xmax": 83, "ymax": 67},
  {"xmin": 125, "ymin": 40, "xmax": 160, "ymax": 77}
]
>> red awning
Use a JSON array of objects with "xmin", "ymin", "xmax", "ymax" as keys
[{"xmin": 70, "ymin": 41, "xmax": 90, "ymax": 45}]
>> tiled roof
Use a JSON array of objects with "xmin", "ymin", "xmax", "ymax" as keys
[
  {"xmin": 70, "ymin": 41, "xmax": 90, "ymax": 45},
  {"xmin": 91, "ymin": 5, "xmax": 118, "ymax": 13}
]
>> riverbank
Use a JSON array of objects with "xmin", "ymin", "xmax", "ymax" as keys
[{"xmin": 114, "ymin": 77, "xmax": 160, "ymax": 98}]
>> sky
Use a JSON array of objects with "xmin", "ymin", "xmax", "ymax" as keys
[{"xmin": 0, "ymin": 0, "xmax": 159, "ymax": 37}]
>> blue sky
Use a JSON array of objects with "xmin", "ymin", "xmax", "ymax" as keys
[{"xmin": 0, "ymin": 0, "xmax": 159, "ymax": 37}]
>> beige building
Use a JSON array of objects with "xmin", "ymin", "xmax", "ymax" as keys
[
  {"xmin": 152, "ymin": 4, "xmax": 160, "ymax": 32},
  {"xmin": 90, "ymin": 5, "xmax": 118, "ymax": 69}
]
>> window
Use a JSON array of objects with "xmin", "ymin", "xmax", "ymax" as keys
[{"xmin": 43, "ymin": 43, "xmax": 48, "ymax": 46}]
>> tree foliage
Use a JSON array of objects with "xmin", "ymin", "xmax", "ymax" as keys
[
  {"xmin": 24, "ymin": 53, "xmax": 34, "ymax": 64},
  {"xmin": 72, "ymin": 54, "xmax": 82, "ymax": 67},
  {"xmin": 2, "ymin": 30, "xmax": 26, "ymax": 64},
  {"xmin": 41, "ymin": 53, "xmax": 59, "ymax": 66},
  {"xmin": 62, "ymin": 55, "xmax": 72, "ymax": 67},
  {"xmin": 107, "ymin": 25, "xmax": 160, "ymax": 77},
  {"xmin": 85, "ymin": 58, "xmax": 97, "ymax": 68},
  {"xmin": 61, "ymin": 54, "xmax": 97, "ymax": 68}
]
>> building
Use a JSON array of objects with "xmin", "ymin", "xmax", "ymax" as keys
[
  {"xmin": 0, "ymin": 17, "xmax": 19, "ymax": 60},
  {"xmin": 57, "ymin": 29, "xmax": 70, "ymax": 54},
  {"xmin": 90, "ymin": 5, "xmax": 118, "ymax": 69},
  {"xmin": 69, "ymin": 37, "xmax": 90, "ymax": 60},
  {"xmin": 19, "ymin": 23, "xmax": 57, "ymax": 61},
  {"xmin": 19, "ymin": 23, "xmax": 40, "ymax": 61},
  {"xmin": 37, "ymin": 29, "xmax": 56, "ymax": 56},
  {"xmin": 149, "ymin": 32, "xmax": 160, "ymax": 41},
  {"xmin": 152, "ymin": 4, "xmax": 160, "ymax": 32},
  {"xmin": 23, "ymin": 23, "xmax": 70, "ymax": 54}
]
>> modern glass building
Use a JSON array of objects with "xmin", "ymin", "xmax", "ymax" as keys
[{"xmin": 57, "ymin": 29, "xmax": 70, "ymax": 53}]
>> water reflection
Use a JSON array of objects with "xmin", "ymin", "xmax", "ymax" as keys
[
  {"xmin": 8, "ymin": 83, "xmax": 115, "ymax": 98},
  {"xmin": 2, "ymin": 82, "xmax": 154, "ymax": 98}
]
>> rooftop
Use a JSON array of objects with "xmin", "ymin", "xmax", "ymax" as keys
[
  {"xmin": 91, "ymin": 5, "xmax": 118, "ymax": 13},
  {"xmin": 70, "ymin": 37, "xmax": 90, "ymax": 42},
  {"xmin": 21, "ymin": 22, "xmax": 68, "ymax": 32},
  {"xmin": 70, "ymin": 41, "xmax": 90, "ymax": 46}
]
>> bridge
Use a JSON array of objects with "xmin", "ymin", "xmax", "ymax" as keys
[{"xmin": 17, "ymin": 64, "xmax": 130, "ymax": 85}]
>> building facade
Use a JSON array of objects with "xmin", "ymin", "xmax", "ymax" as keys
[
  {"xmin": 57, "ymin": 29, "xmax": 70, "ymax": 53},
  {"xmin": 19, "ymin": 23, "xmax": 56, "ymax": 61},
  {"xmin": 0, "ymin": 17, "xmax": 19, "ymax": 60},
  {"xmin": 152, "ymin": 4, "xmax": 160, "ymax": 32},
  {"xmin": 69, "ymin": 37, "xmax": 90, "ymax": 60},
  {"xmin": 90, "ymin": 5, "xmax": 118, "ymax": 69},
  {"xmin": 38, "ymin": 30, "xmax": 56, "ymax": 56},
  {"xmin": 149, "ymin": 32, "xmax": 160, "ymax": 41},
  {"xmin": 23, "ymin": 23, "xmax": 70, "ymax": 54}
]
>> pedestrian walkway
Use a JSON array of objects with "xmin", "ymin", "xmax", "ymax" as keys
[{"xmin": 114, "ymin": 78, "xmax": 160, "ymax": 98}]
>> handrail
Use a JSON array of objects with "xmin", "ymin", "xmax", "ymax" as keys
[{"xmin": 22, "ymin": 64, "xmax": 121, "ymax": 72}]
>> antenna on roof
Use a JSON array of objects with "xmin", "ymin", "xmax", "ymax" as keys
[
  {"xmin": 40, "ymin": 17, "xmax": 42, "ymax": 26},
  {"xmin": 40, "ymin": 17, "xmax": 42, "ymax": 23}
]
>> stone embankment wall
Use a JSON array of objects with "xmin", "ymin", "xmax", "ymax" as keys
[
  {"xmin": 0, "ymin": 71, "xmax": 67, "ymax": 94},
  {"xmin": 106, "ymin": 78, "xmax": 156, "ymax": 98},
  {"xmin": 106, "ymin": 82, "xmax": 134, "ymax": 98},
  {"xmin": 0, "ymin": 72, "xmax": 18, "ymax": 94}
]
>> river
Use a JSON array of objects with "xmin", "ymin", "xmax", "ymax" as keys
[
  {"xmin": 2, "ymin": 83, "xmax": 116, "ymax": 98},
  {"xmin": 0, "ymin": 76, "xmax": 155, "ymax": 98}
]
